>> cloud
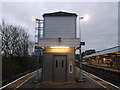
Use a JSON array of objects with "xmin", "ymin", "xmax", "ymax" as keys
[{"xmin": 1, "ymin": 2, "xmax": 118, "ymax": 51}]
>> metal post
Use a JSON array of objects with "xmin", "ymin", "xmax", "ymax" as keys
[
  {"xmin": 41, "ymin": 51, "xmax": 44, "ymax": 81},
  {"xmin": 78, "ymin": 17, "xmax": 84, "ymax": 82},
  {"xmin": 78, "ymin": 44, "xmax": 83, "ymax": 81},
  {"xmin": 36, "ymin": 51, "xmax": 39, "ymax": 80},
  {"xmin": 35, "ymin": 19, "xmax": 40, "ymax": 81}
]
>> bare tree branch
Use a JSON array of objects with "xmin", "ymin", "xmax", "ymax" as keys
[{"xmin": 0, "ymin": 20, "xmax": 31, "ymax": 57}]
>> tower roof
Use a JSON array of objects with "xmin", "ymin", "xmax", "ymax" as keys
[{"xmin": 43, "ymin": 11, "xmax": 77, "ymax": 17}]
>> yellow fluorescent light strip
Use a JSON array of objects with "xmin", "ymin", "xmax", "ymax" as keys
[{"xmin": 50, "ymin": 46, "xmax": 69, "ymax": 48}]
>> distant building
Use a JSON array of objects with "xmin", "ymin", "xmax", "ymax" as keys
[{"xmin": 84, "ymin": 46, "xmax": 120, "ymax": 69}]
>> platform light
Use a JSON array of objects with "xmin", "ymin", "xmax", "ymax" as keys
[
  {"xmin": 50, "ymin": 46, "xmax": 70, "ymax": 48},
  {"xmin": 32, "ymin": 17, "xmax": 36, "ymax": 21},
  {"xmin": 83, "ymin": 15, "xmax": 89, "ymax": 21}
]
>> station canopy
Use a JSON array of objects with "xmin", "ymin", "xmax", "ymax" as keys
[{"xmin": 84, "ymin": 46, "xmax": 120, "ymax": 58}]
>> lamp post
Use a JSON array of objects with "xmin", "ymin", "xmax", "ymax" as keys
[
  {"xmin": 78, "ymin": 16, "xmax": 84, "ymax": 82},
  {"xmin": 35, "ymin": 18, "xmax": 40, "ymax": 81},
  {"xmin": 78, "ymin": 15, "xmax": 89, "ymax": 81}
]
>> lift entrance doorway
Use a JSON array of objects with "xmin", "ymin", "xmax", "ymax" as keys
[{"xmin": 53, "ymin": 55, "xmax": 67, "ymax": 82}]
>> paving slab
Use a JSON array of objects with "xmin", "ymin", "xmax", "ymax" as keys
[{"xmin": 35, "ymin": 74, "xmax": 106, "ymax": 89}]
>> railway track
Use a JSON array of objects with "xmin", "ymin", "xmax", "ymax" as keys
[
  {"xmin": 1, "ymin": 69, "xmax": 36, "ymax": 87},
  {"xmin": 82, "ymin": 64, "xmax": 120, "ymax": 86}
]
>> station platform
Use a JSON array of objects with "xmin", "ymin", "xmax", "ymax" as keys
[
  {"xmin": 2, "ymin": 69, "xmax": 119, "ymax": 89},
  {"xmin": 34, "ymin": 70, "xmax": 118, "ymax": 89},
  {"xmin": 87, "ymin": 64, "xmax": 120, "ymax": 72},
  {"xmin": 35, "ymin": 74, "xmax": 106, "ymax": 89}
]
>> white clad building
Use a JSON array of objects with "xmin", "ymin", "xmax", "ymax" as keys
[{"xmin": 39, "ymin": 11, "xmax": 80, "ymax": 82}]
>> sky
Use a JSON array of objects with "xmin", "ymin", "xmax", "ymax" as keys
[{"xmin": 1, "ymin": 1, "xmax": 119, "ymax": 52}]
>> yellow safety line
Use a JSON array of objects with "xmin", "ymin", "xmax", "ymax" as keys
[
  {"xmin": 82, "ymin": 73, "xmax": 110, "ymax": 90},
  {"xmin": 13, "ymin": 74, "xmax": 35, "ymax": 90}
]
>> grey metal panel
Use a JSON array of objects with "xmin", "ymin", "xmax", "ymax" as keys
[
  {"xmin": 44, "ymin": 16, "xmax": 76, "ymax": 38},
  {"xmin": 43, "ymin": 53, "xmax": 53, "ymax": 81},
  {"xmin": 84, "ymin": 46, "xmax": 120, "ymax": 58},
  {"xmin": 66, "ymin": 53, "xmax": 76, "ymax": 81},
  {"xmin": 38, "ymin": 38, "xmax": 80, "ymax": 47}
]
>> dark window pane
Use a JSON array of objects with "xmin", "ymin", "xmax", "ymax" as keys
[
  {"xmin": 70, "ymin": 65, "xmax": 72, "ymax": 72},
  {"xmin": 56, "ymin": 60, "xmax": 58, "ymax": 67},
  {"xmin": 62, "ymin": 60, "xmax": 64, "ymax": 67}
]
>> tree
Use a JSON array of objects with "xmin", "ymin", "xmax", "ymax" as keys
[{"xmin": 0, "ymin": 20, "xmax": 31, "ymax": 57}]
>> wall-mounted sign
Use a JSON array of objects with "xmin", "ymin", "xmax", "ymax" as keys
[{"xmin": 80, "ymin": 42, "xmax": 85, "ymax": 46}]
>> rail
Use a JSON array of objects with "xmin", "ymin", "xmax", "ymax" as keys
[{"xmin": 82, "ymin": 64, "xmax": 120, "ymax": 86}]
